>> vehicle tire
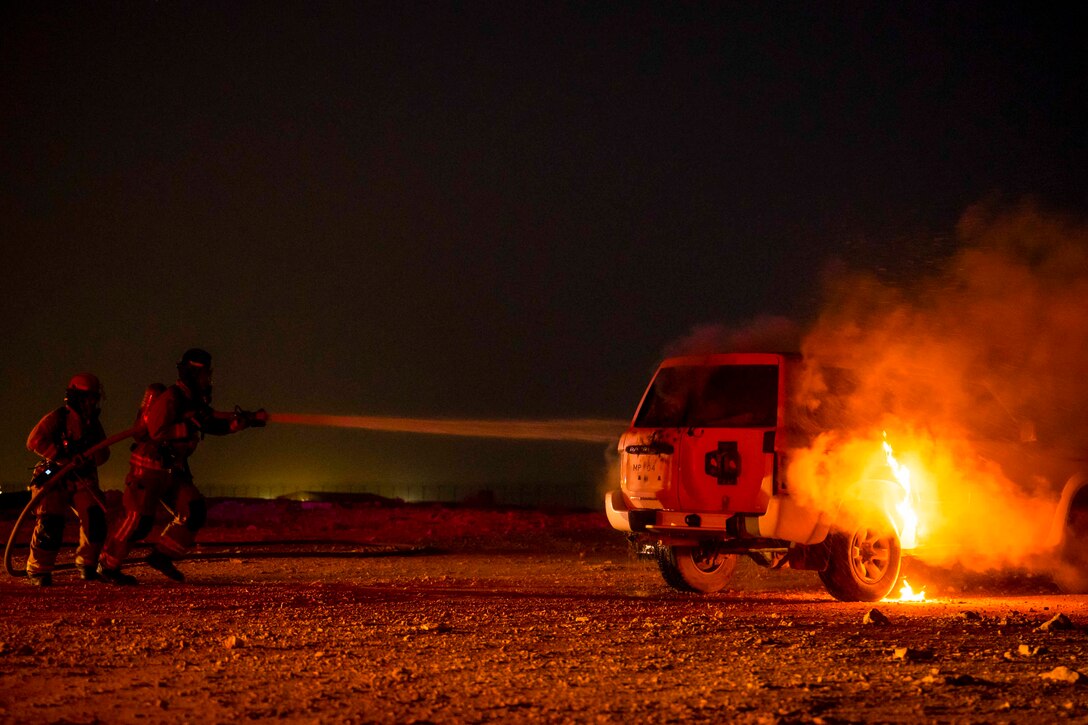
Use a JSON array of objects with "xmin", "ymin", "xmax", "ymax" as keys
[
  {"xmin": 819, "ymin": 507, "xmax": 901, "ymax": 602},
  {"xmin": 1055, "ymin": 490, "xmax": 1088, "ymax": 593},
  {"xmin": 657, "ymin": 543, "xmax": 738, "ymax": 593}
]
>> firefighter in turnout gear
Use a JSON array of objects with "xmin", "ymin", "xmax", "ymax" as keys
[
  {"xmin": 25, "ymin": 373, "xmax": 111, "ymax": 586},
  {"xmin": 98, "ymin": 349, "xmax": 266, "ymax": 584},
  {"xmin": 97, "ymin": 383, "xmax": 167, "ymax": 585}
]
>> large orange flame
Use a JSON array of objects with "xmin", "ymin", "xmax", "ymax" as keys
[
  {"xmin": 880, "ymin": 434, "xmax": 929, "ymax": 601},
  {"xmin": 882, "ymin": 432, "xmax": 919, "ymax": 550}
]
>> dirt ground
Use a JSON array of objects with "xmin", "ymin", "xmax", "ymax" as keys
[{"xmin": 2, "ymin": 498, "xmax": 1088, "ymax": 724}]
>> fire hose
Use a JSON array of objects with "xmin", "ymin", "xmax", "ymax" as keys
[
  {"xmin": 3, "ymin": 407, "xmax": 262, "ymax": 578},
  {"xmin": 4, "ymin": 426, "xmax": 139, "ymax": 577},
  {"xmin": 4, "ymin": 409, "xmax": 621, "ymax": 578},
  {"xmin": 2, "ymin": 417, "xmax": 426, "ymax": 579}
]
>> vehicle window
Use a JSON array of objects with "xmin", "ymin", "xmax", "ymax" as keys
[{"xmin": 635, "ymin": 365, "xmax": 779, "ymax": 428}]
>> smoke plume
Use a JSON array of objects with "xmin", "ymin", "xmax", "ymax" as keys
[
  {"xmin": 665, "ymin": 315, "xmax": 802, "ymax": 357},
  {"xmin": 791, "ymin": 200, "xmax": 1088, "ymax": 573}
]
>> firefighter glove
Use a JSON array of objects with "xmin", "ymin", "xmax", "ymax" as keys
[{"xmin": 231, "ymin": 407, "xmax": 268, "ymax": 430}]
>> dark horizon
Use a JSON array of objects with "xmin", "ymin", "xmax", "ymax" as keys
[{"xmin": 2, "ymin": 3, "xmax": 1084, "ymax": 495}]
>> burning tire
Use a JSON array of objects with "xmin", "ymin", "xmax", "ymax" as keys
[
  {"xmin": 656, "ymin": 543, "xmax": 739, "ymax": 593},
  {"xmin": 819, "ymin": 507, "xmax": 901, "ymax": 602}
]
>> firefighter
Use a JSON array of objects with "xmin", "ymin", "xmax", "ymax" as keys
[
  {"xmin": 98, "ymin": 348, "xmax": 266, "ymax": 584},
  {"xmin": 25, "ymin": 373, "xmax": 111, "ymax": 586},
  {"xmin": 97, "ymin": 383, "xmax": 167, "ymax": 585}
]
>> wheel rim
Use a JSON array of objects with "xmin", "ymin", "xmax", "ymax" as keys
[
  {"xmin": 849, "ymin": 526, "xmax": 891, "ymax": 583},
  {"xmin": 690, "ymin": 545, "xmax": 729, "ymax": 574}
]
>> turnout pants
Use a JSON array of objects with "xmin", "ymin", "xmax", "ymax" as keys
[
  {"xmin": 100, "ymin": 464, "xmax": 205, "ymax": 570},
  {"xmin": 27, "ymin": 481, "xmax": 107, "ymax": 576}
]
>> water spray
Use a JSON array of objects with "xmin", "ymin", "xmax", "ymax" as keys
[
  {"xmin": 268, "ymin": 413, "xmax": 627, "ymax": 444},
  {"xmin": 5, "ymin": 410, "xmax": 626, "ymax": 578}
]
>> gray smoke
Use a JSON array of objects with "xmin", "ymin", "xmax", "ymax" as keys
[{"xmin": 664, "ymin": 315, "xmax": 801, "ymax": 357}]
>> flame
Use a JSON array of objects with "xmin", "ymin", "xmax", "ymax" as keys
[
  {"xmin": 886, "ymin": 578, "xmax": 927, "ymax": 602},
  {"xmin": 882, "ymin": 432, "xmax": 919, "ymax": 549},
  {"xmin": 879, "ymin": 435, "xmax": 927, "ymax": 601}
]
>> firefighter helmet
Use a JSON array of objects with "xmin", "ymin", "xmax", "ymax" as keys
[
  {"xmin": 66, "ymin": 372, "xmax": 103, "ymax": 400},
  {"xmin": 66, "ymin": 372, "xmax": 103, "ymax": 418},
  {"xmin": 177, "ymin": 347, "xmax": 213, "ymax": 399},
  {"xmin": 178, "ymin": 348, "xmax": 212, "ymax": 370}
]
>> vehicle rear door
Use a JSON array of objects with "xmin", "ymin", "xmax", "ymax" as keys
[{"xmin": 675, "ymin": 358, "xmax": 781, "ymax": 514}]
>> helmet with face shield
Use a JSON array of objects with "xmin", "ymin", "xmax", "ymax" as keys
[{"xmin": 65, "ymin": 372, "xmax": 104, "ymax": 419}]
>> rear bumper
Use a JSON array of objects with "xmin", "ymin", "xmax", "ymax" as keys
[
  {"xmin": 604, "ymin": 488, "xmax": 828, "ymax": 546},
  {"xmin": 605, "ymin": 489, "xmax": 635, "ymax": 531},
  {"xmin": 605, "ymin": 490, "xmax": 658, "ymax": 532},
  {"xmin": 605, "ymin": 489, "xmax": 731, "ymax": 535}
]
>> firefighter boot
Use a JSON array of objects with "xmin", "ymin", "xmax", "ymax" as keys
[
  {"xmin": 98, "ymin": 565, "xmax": 138, "ymax": 586},
  {"xmin": 28, "ymin": 572, "xmax": 52, "ymax": 587},
  {"xmin": 146, "ymin": 549, "xmax": 185, "ymax": 582},
  {"xmin": 79, "ymin": 565, "xmax": 100, "ymax": 581}
]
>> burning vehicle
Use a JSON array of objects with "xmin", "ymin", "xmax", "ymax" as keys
[{"xmin": 605, "ymin": 352, "xmax": 1088, "ymax": 601}]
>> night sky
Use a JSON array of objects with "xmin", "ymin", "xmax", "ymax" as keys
[{"xmin": 1, "ymin": 3, "xmax": 1084, "ymax": 499}]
